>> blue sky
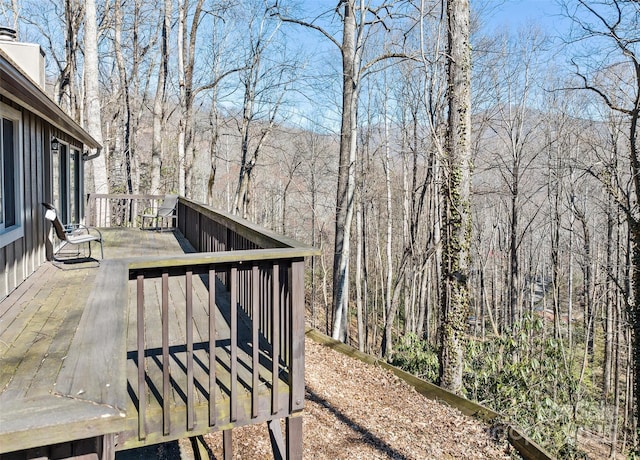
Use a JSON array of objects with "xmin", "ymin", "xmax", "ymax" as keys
[{"xmin": 479, "ymin": 0, "xmax": 568, "ymax": 35}]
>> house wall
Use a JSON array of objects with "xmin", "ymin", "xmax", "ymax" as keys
[{"xmin": 0, "ymin": 95, "xmax": 85, "ymax": 300}]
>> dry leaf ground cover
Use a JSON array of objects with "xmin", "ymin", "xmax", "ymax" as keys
[{"xmin": 199, "ymin": 335, "xmax": 519, "ymax": 459}]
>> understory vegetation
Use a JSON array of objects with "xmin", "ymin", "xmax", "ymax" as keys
[{"xmin": 389, "ymin": 316, "xmax": 633, "ymax": 458}]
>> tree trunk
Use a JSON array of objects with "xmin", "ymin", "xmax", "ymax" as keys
[
  {"xmin": 150, "ymin": 0, "xmax": 171, "ymax": 195},
  {"xmin": 83, "ymin": 0, "xmax": 107, "ymax": 194},
  {"xmin": 331, "ymin": 1, "xmax": 359, "ymax": 341},
  {"xmin": 60, "ymin": 0, "xmax": 81, "ymax": 117},
  {"xmin": 383, "ymin": 106, "xmax": 395, "ymax": 357},
  {"xmin": 177, "ymin": 0, "xmax": 203, "ymax": 197},
  {"xmin": 509, "ymin": 174, "xmax": 519, "ymax": 327},
  {"xmin": 355, "ymin": 186, "xmax": 365, "ymax": 352},
  {"xmin": 113, "ymin": 0, "xmax": 132, "ymax": 196},
  {"xmin": 438, "ymin": 0, "xmax": 472, "ymax": 394}
]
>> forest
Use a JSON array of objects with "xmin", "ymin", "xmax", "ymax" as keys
[{"xmin": 2, "ymin": 0, "xmax": 638, "ymax": 457}]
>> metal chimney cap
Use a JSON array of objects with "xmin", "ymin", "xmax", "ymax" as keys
[{"xmin": 0, "ymin": 27, "xmax": 17, "ymax": 41}]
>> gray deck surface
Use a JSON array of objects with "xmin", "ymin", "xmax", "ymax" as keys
[
  {"xmin": 0, "ymin": 229, "xmax": 185, "ymax": 453},
  {"xmin": 0, "ymin": 229, "xmax": 285, "ymax": 455}
]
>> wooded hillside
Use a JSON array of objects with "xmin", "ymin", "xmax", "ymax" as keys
[{"xmin": 4, "ymin": 0, "xmax": 638, "ymax": 457}]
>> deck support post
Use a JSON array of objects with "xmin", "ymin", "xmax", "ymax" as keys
[
  {"xmin": 189, "ymin": 436, "xmax": 210, "ymax": 460},
  {"xmin": 100, "ymin": 433, "xmax": 116, "ymax": 460},
  {"xmin": 222, "ymin": 430, "xmax": 232, "ymax": 460},
  {"xmin": 286, "ymin": 415, "xmax": 303, "ymax": 459},
  {"xmin": 267, "ymin": 416, "xmax": 303, "ymax": 460}
]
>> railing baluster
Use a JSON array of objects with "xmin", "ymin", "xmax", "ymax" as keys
[
  {"xmin": 283, "ymin": 264, "xmax": 289, "ymax": 365},
  {"xmin": 162, "ymin": 271, "xmax": 170, "ymax": 435},
  {"xmin": 271, "ymin": 263, "xmax": 280, "ymax": 415},
  {"xmin": 209, "ymin": 267, "xmax": 216, "ymax": 427},
  {"xmin": 186, "ymin": 270, "xmax": 194, "ymax": 431},
  {"xmin": 261, "ymin": 269, "xmax": 267, "ymax": 341},
  {"xmin": 230, "ymin": 267, "xmax": 238, "ymax": 422},
  {"xmin": 97, "ymin": 197, "xmax": 103, "ymax": 227},
  {"xmin": 136, "ymin": 274, "xmax": 146, "ymax": 441},
  {"xmin": 252, "ymin": 264, "xmax": 259, "ymax": 418}
]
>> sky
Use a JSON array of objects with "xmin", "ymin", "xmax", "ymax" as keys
[{"xmin": 479, "ymin": 0, "xmax": 569, "ymax": 35}]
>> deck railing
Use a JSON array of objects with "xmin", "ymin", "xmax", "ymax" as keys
[
  {"xmin": 86, "ymin": 194, "xmax": 316, "ymax": 454},
  {"xmin": 127, "ymin": 252, "xmax": 306, "ymax": 444},
  {"xmin": 86, "ymin": 193, "xmax": 165, "ymax": 228}
]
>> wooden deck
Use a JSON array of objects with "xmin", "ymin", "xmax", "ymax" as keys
[{"xmin": 0, "ymin": 228, "xmax": 298, "ymax": 457}]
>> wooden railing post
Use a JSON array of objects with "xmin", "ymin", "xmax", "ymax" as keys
[
  {"xmin": 271, "ymin": 263, "xmax": 280, "ymax": 415},
  {"xmin": 136, "ymin": 274, "xmax": 146, "ymax": 441},
  {"xmin": 289, "ymin": 260, "xmax": 305, "ymax": 416}
]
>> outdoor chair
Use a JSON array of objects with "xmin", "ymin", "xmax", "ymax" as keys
[
  {"xmin": 141, "ymin": 194, "xmax": 178, "ymax": 230},
  {"xmin": 42, "ymin": 202, "xmax": 104, "ymax": 262}
]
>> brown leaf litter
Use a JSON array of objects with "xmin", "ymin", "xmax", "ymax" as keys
[{"xmin": 199, "ymin": 336, "xmax": 518, "ymax": 459}]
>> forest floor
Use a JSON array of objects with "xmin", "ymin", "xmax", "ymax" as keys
[{"xmin": 196, "ymin": 335, "xmax": 519, "ymax": 459}]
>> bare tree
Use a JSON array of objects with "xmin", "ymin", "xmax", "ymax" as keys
[
  {"xmin": 61, "ymin": 0, "xmax": 83, "ymax": 117},
  {"xmin": 0, "ymin": 0, "xmax": 19, "ymax": 32},
  {"xmin": 275, "ymin": 1, "xmax": 410, "ymax": 342},
  {"xmin": 176, "ymin": 0, "xmax": 204, "ymax": 196},
  {"xmin": 564, "ymin": 0, "xmax": 640, "ymax": 440},
  {"xmin": 232, "ymin": 3, "xmax": 290, "ymax": 218}
]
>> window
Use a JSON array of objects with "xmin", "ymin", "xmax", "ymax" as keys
[
  {"xmin": 53, "ymin": 142, "xmax": 81, "ymax": 226},
  {"xmin": 0, "ymin": 102, "xmax": 23, "ymax": 247}
]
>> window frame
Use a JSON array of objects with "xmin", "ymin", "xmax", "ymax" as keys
[
  {"xmin": 53, "ymin": 141, "xmax": 82, "ymax": 226},
  {"xmin": 0, "ymin": 101, "xmax": 24, "ymax": 248}
]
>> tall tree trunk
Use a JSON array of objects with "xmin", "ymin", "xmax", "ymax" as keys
[
  {"xmin": 151, "ymin": 0, "xmax": 171, "ymax": 195},
  {"xmin": 438, "ymin": 0, "xmax": 472, "ymax": 394},
  {"xmin": 509, "ymin": 171, "xmax": 519, "ymax": 327},
  {"xmin": 332, "ymin": 1, "xmax": 359, "ymax": 341},
  {"xmin": 383, "ymin": 101, "xmax": 395, "ymax": 357},
  {"xmin": 60, "ymin": 0, "xmax": 81, "ymax": 117},
  {"xmin": 610, "ymin": 266, "xmax": 622, "ymax": 458},
  {"xmin": 355, "ymin": 186, "xmax": 365, "ymax": 352},
  {"xmin": 83, "ymin": 0, "xmax": 107, "ymax": 194},
  {"xmin": 114, "ymin": 0, "xmax": 133, "ymax": 196},
  {"xmin": 177, "ymin": 0, "xmax": 203, "ymax": 197}
]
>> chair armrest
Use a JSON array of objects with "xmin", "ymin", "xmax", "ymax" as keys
[
  {"xmin": 65, "ymin": 223, "xmax": 87, "ymax": 235},
  {"xmin": 84, "ymin": 225, "xmax": 103, "ymax": 240},
  {"xmin": 66, "ymin": 223, "xmax": 103, "ymax": 240}
]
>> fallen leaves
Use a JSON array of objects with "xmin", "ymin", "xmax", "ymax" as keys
[{"xmin": 202, "ymin": 337, "xmax": 518, "ymax": 459}]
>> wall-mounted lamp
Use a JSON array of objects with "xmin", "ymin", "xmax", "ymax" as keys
[
  {"xmin": 82, "ymin": 150, "xmax": 89, "ymax": 161},
  {"xmin": 51, "ymin": 137, "xmax": 59, "ymax": 152}
]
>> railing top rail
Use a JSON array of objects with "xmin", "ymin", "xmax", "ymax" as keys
[
  {"xmin": 89, "ymin": 193, "xmax": 165, "ymax": 200},
  {"xmin": 126, "ymin": 247, "xmax": 320, "ymax": 272},
  {"xmin": 179, "ymin": 198, "xmax": 315, "ymax": 250}
]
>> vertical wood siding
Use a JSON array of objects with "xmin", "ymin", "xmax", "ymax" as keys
[{"xmin": 0, "ymin": 102, "xmax": 83, "ymax": 300}]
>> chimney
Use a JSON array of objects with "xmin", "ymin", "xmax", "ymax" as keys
[{"xmin": 0, "ymin": 26, "xmax": 46, "ymax": 90}]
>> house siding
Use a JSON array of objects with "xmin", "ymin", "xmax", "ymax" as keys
[{"xmin": 0, "ymin": 98, "xmax": 84, "ymax": 300}]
